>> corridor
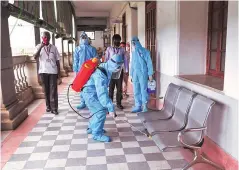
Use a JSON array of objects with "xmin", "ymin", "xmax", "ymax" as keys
[
  {"xmin": 2, "ymin": 74, "xmax": 195, "ymax": 170},
  {"xmin": 1, "ymin": 0, "xmax": 238, "ymax": 170}
]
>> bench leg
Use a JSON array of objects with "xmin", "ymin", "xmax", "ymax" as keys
[
  {"xmin": 201, "ymin": 155, "xmax": 225, "ymax": 170},
  {"xmin": 182, "ymin": 150, "xmax": 199, "ymax": 170},
  {"xmin": 182, "ymin": 149, "xmax": 225, "ymax": 170}
]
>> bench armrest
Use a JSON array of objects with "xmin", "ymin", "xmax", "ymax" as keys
[{"xmin": 177, "ymin": 126, "xmax": 207, "ymax": 150}]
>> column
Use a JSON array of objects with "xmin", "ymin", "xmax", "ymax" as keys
[
  {"xmin": 60, "ymin": 38, "xmax": 69, "ymax": 77},
  {"xmin": 52, "ymin": 33, "xmax": 62, "ymax": 84},
  {"xmin": 63, "ymin": 39, "xmax": 72, "ymax": 72},
  {"xmin": 1, "ymin": 6, "xmax": 28, "ymax": 130},
  {"xmin": 68, "ymin": 43, "xmax": 73, "ymax": 71}
]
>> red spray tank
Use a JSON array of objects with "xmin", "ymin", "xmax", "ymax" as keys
[{"xmin": 71, "ymin": 57, "xmax": 99, "ymax": 92}]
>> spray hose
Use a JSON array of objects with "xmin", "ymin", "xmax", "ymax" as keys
[
  {"xmin": 67, "ymin": 84, "xmax": 152, "ymax": 139},
  {"xmin": 67, "ymin": 84, "xmax": 106, "ymax": 119}
]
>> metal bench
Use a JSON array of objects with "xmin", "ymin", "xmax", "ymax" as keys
[
  {"xmin": 152, "ymin": 94, "xmax": 224, "ymax": 170},
  {"xmin": 143, "ymin": 88, "xmax": 196, "ymax": 135},
  {"xmin": 138, "ymin": 83, "xmax": 181, "ymax": 122}
]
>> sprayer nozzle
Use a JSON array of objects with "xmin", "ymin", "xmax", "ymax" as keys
[{"xmin": 92, "ymin": 58, "xmax": 98, "ymax": 63}]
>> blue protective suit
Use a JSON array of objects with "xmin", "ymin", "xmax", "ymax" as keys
[
  {"xmin": 82, "ymin": 54, "xmax": 124, "ymax": 142},
  {"xmin": 130, "ymin": 36, "xmax": 154, "ymax": 112},
  {"xmin": 73, "ymin": 32, "xmax": 98, "ymax": 109}
]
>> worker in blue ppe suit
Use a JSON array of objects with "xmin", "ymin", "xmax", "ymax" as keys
[
  {"xmin": 81, "ymin": 54, "xmax": 124, "ymax": 142},
  {"xmin": 73, "ymin": 32, "xmax": 98, "ymax": 110},
  {"xmin": 130, "ymin": 36, "xmax": 154, "ymax": 113}
]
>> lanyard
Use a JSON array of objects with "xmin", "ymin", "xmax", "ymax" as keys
[
  {"xmin": 43, "ymin": 45, "xmax": 52, "ymax": 62},
  {"xmin": 43, "ymin": 45, "xmax": 51, "ymax": 59},
  {"xmin": 113, "ymin": 47, "xmax": 120, "ymax": 55}
]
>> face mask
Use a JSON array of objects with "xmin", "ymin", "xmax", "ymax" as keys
[
  {"xmin": 81, "ymin": 39, "xmax": 88, "ymax": 44},
  {"xmin": 42, "ymin": 37, "xmax": 48, "ymax": 44},
  {"xmin": 114, "ymin": 41, "xmax": 120, "ymax": 47}
]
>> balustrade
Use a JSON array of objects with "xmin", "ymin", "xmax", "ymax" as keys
[{"xmin": 12, "ymin": 55, "xmax": 29, "ymax": 95}]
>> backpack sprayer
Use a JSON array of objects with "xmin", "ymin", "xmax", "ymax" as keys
[{"xmin": 67, "ymin": 57, "xmax": 152, "ymax": 138}]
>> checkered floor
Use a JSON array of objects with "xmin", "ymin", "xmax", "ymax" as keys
[{"xmin": 3, "ymin": 86, "xmax": 189, "ymax": 170}]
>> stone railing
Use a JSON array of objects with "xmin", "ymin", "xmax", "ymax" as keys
[
  {"xmin": 12, "ymin": 56, "xmax": 29, "ymax": 94},
  {"xmin": 12, "ymin": 55, "xmax": 34, "ymax": 106}
]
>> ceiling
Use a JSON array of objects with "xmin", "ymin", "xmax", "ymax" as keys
[
  {"xmin": 71, "ymin": 1, "xmax": 122, "ymax": 31},
  {"xmin": 72, "ymin": 1, "xmax": 118, "ymax": 12}
]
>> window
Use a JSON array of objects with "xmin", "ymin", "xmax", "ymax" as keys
[
  {"xmin": 145, "ymin": 1, "xmax": 157, "ymax": 70},
  {"xmin": 206, "ymin": 1, "xmax": 228, "ymax": 78},
  {"xmin": 85, "ymin": 31, "xmax": 95, "ymax": 40}
]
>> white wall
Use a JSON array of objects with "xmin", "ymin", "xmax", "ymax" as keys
[
  {"xmin": 179, "ymin": 1, "xmax": 208, "ymax": 75},
  {"xmin": 77, "ymin": 31, "xmax": 104, "ymax": 49},
  {"xmin": 156, "ymin": 1, "xmax": 179, "ymax": 75},
  {"xmin": 110, "ymin": 2, "xmax": 134, "ymax": 43},
  {"xmin": 91, "ymin": 31, "xmax": 104, "ymax": 48},
  {"xmin": 137, "ymin": 2, "xmax": 146, "ymax": 47},
  {"xmin": 224, "ymin": 1, "xmax": 239, "ymax": 100}
]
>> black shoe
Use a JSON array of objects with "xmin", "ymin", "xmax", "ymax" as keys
[
  {"xmin": 117, "ymin": 105, "xmax": 124, "ymax": 110},
  {"xmin": 51, "ymin": 110, "xmax": 58, "ymax": 115},
  {"xmin": 46, "ymin": 108, "xmax": 51, "ymax": 112}
]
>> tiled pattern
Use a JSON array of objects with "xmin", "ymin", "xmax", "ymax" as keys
[{"xmin": 3, "ymin": 87, "xmax": 189, "ymax": 170}]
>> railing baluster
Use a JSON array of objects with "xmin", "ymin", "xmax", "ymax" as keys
[
  {"xmin": 13, "ymin": 65, "xmax": 19, "ymax": 93},
  {"xmin": 22, "ymin": 61, "xmax": 28, "ymax": 89},
  {"xmin": 19, "ymin": 63, "xmax": 25, "ymax": 91},
  {"xmin": 15, "ymin": 64, "xmax": 21, "ymax": 93}
]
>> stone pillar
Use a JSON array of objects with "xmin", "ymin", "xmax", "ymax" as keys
[
  {"xmin": 51, "ymin": 33, "xmax": 62, "ymax": 84},
  {"xmin": 1, "ymin": 6, "xmax": 28, "ymax": 130},
  {"xmin": 68, "ymin": 43, "xmax": 73, "ymax": 71},
  {"xmin": 63, "ymin": 40, "xmax": 72, "ymax": 72},
  {"xmin": 60, "ymin": 38, "xmax": 68, "ymax": 77},
  {"xmin": 52, "ymin": 33, "xmax": 55, "ymax": 45}
]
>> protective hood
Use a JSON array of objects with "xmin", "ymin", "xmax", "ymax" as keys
[
  {"xmin": 99, "ymin": 54, "xmax": 123, "ymax": 78},
  {"xmin": 80, "ymin": 32, "xmax": 89, "ymax": 45},
  {"xmin": 132, "ymin": 36, "xmax": 143, "ymax": 50}
]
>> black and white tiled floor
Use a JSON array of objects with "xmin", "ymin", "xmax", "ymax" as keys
[{"xmin": 3, "ymin": 87, "xmax": 189, "ymax": 170}]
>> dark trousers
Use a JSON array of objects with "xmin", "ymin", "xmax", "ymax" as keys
[
  {"xmin": 40, "ymin": 73, "xmax": 58, "ymax": 111},
  {"xmin": 109, "ymin": 71, "xmax": 123, "ymax": 105}
]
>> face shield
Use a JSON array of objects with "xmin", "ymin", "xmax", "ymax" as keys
[
  {"xmin": 80, "ymin": 34, "xmax": 88, "ymax": 45},
  {"xmin": 111, "ymin": 58, "xmax": 124, "ymax": 79}
]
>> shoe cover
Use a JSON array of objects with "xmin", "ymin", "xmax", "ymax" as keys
[
  {"xmin": 93, "ymin": 134, "xmax": 111, "ymax": 142},
  {"xmin": 76, "ymin": 102, "xmax": 86, "ymax": 110},
  {"xmin": 142, "ymin": 104, "xmax": 148, "ymax": 112},
  {"xmin": 131, "ymin": 106, "xmax": 142, "ymax": 113},
  {"xmin": 87, "ymin": 128, "xmax": 106, "ymax": 134}
]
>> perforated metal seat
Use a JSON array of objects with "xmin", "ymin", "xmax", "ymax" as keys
[
  {"xmin": 138, "ymin": 83, "xmax": 181, "ymax": 122},
  {"xmin": 144, "ymin": 88, "xmax": 196, "ymax": 135}
]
